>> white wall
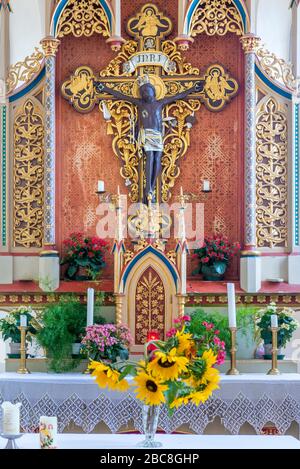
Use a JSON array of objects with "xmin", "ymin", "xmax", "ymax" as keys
[
  {"xmin": 9, "ymin": 0, "xmax": 47, "ymax": 65},
  {"xmin": 256, "ymin": 0, "xmax": 292, "ymax": 62}
]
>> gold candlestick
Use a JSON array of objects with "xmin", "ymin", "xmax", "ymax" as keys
[
  {"xmin": 226, "ymin": 327, "xmax": 240, "ymax": 375},
  {"xmin": 17, "ymin": 326, "xmax": 30, "ymax": 374},
  {"xmin": 267, "ymin": 327, "xmax": 280, "ymax": 375}
]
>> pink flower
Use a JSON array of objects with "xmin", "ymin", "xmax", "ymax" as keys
[
  {"xmin": 166, "ymin": 328, "xmax": 177, "ymax": 337},
  {"xmin": 181, "ymin": 315, "xmax": 191, "ymax": 322},
  {"xmin": 214, "ymin": 329, "xmax": 220, "ymax": 335},
  {"xmin": 174, "ymin": 318, "xmax": 181, "ymax": 324}
]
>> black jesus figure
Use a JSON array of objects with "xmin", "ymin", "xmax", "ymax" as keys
[{"xmin": 95, "ymin": 76, "xmax": 200, "ymax": 203}]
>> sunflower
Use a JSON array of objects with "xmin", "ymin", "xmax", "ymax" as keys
[
  {"xmin": 170, "ymin": 394, "xmax": 191, "ymax": 409},
  {"xmin": 175, "ymin": 330, "xmax": 194, "ymax": 356},
  {"xmin": 89, "ymin": 360, "xmax": 128, "ymax": 391},
  {"xmin": 202, "ymin": 349, "xmax": 217, "ymax": 368},
  {"xmin": 191, "ymin": 377, "xmax": 220, "ymax": 405},
  {"xmin": 134, "ymin": 371, "xmax": 168, "ymax": 405},
  {"xmin": 148, "ymin": 347, "xmax": 189, "ymax": 381},
  {"xmin": 201, "ymin": 364, "xmax": 220, "ymax": 385}
]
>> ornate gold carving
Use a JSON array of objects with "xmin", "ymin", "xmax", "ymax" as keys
[
  {"xmin": 100, "ymin": 41, "xmax": 139, "ymax": 77},
  {"xmin": 240, "ymin": 34, "xmax": 261, "ymax": 54},
  {"xmin": 201, "ymin": 64, "xmax": 238, "ymax": 111},
  {"xmin": 256, "ymin": 97, "xmax": 288, "ymax": 248},
  {"xmin": 56, "ymin": 0, "xmax": 110, "ymax": 38},
  {"xmin": 6, "ymin": 48, "xmax": 44, "ymax": 95},
  {"xmin": 162, "ymin": 99, "xmax": 201, "ymax": 201},
  {"xmin": 161, "ymin": 41, "xmax": 199, "ymax": 76},
  {"xmin": 123, "ymin": 250, "xmax": 134, "ymax": 264},
  {"xmin": 135, "ymin": 267, "xmax": 165, "ymax": 345},
  {"xmin": 62, "ymin": 66, "xmax": 97, "ymax": 113},
  {"xmin": 256, "ymin": 45, "xmax": 298, "ymax": 91},
  {"xmin": 40, "ymin": 36, "xmax": 60, "ymax": 57},
  {"xmin": 127, "ymin": 3, "xmax": 172, "ymax": 41},
  {"xmin": 190, "ymin": 0, "xmax": 244, "ymax": 37},
  {"xmin": 166, "ymin": 250, "xmax": 176, "ymax": 263},
  {"xmin": 13, "ymin": 99, "xmax": 44, "ymax": 248}
]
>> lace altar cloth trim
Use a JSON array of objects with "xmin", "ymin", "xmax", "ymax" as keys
[{"xmin": 1, "ymin": 392, "xmax": 299, "ymax": 434}]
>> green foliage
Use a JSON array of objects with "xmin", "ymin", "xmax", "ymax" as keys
[
  {"xmin": 256, "ymin": 303, "xmax": 298, "ymax": 348},
  {"xmin": 36, "ymin": 296, "xmax": 105, "ymax": 372},
  {"xmin": 0, "ymin": 307, "xmax": 37, "ymax": 343},
  {"xmin": 189, "ymin": 307, "xmax": 259, "ymax": 352}
]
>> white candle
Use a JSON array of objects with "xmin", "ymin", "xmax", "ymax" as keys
[
  {"xmin": 1, "ymin": 402, "xmax": 21, "ymax": 435},
  {"xmin": 39, "ymin": 416, "xmax": 57, "ymax": 449},
  {"xmin": 271, "ymin": 314, "xmax": 278, "ymax": 328},
  {"xmin": 203, "ymin": 180, "xmax": 210, "ymax": 192},
  {"xmin": 20, "ymin": 315, "xmax": 27, "ymax": 327},
  {"xmin": 97, "ymin": 180, "xmax": 105, "ymax": 192},
  {"xmin": 227, "ymin": 283, "xmax": 237, "ymax": 328},
  {"xmin": 114, "ymin": 0, "xmax": 121, "ymax": 37},
  {"xmin": 87, "ymin": 288, "xmax": 94, "ymax": 326}
]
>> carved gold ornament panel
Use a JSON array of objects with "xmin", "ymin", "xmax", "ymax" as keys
[{"xmin": 190, "ymin": 0, "xmax": 244, "ymax": 37}]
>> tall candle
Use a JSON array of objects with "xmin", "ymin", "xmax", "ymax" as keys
[
  {"xmin": 271, "ymin": 314, "xmax": 278, "ymax": 328},
  {"xmin": 87, "ymin": 288, "xmax": 94, "ymax": 326},
  {"xmin": 20, "ymin": 315, "xmax": 27, "ymax": 327},
  {"xmin": 39, "ymin": 416, "xmax": 57, "ymax": 449},
  {"xmin": 114, "ymin": 0, "xmax": 121, "ymax": 37},
  {"xmin": 97, "ymin": 180, "xmax": 105, "ymax": 192},
  {"xmin": 203, "ymin": 180, "xmax": 210, "ymax": 192},
  {"xmin": 227, "ymin": 283, "xmax": 237, "ymax": 328},
  {"xmin": 1, "ymin": 402, "xmax": 21, "ymax": 435}
]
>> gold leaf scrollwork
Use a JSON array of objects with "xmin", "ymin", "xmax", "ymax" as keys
[
  {"xmin": 256, "ymin": 46, "xmax": 297, "ymax": 92},
  {"xmin": 100, "ymin": 41, "xmax": 139, "ymax": 77},
  {"xmin": 6, "ymin": 48, "xmax": 44, "ymax": 95},
  {"xmin": 135, "ymin": 267, "xmax": 165, "ymax": 345},
  {"xmin": 56, "ymin": 0, "xmax": 110, "ymax": 38},
  {"xmin": 13, "ymin": 99, "xmax": 44, "ymax": 248},
  {"xmin": 161, "ymin": 41, "xmax": 199, "ymax": 76},
  {"xmin": 161, "ymin": 99, "xmax": 201, "ymax": 202},
  {"xmin": 256, "ymin": 97, "xmax": 288, "ymax": 248},
  {"xmin": 190, "ymin": 0, "xmax": 244, "ymax": 37},
  {"xmin": 61, "ymin": 66, "xmax": 96, "ymax": 112}
]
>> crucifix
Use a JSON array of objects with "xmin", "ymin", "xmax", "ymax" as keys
[{"xmin": 62, "ymin": 3, "xmax": 239, "ymax": 204}]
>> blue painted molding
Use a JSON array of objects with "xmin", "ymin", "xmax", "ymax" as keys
[
  {"xmin": 122, "ymin": 245, "xmax": 179, "ymax": 288},
  {"xmin": 255, "ymin": 64, "xmax": 293, "ymax": 100},
  {"xmin": 295, "ymin": 104, "xmax": 299, "ymax": 246},
  {"xmin": 52, "ymin": 0, "xmax": 112, "ymax": 37},
  {"xmin": 9, "ymin": 67, "xmax": 45, "ymax": 103},
  {"xmin": 186, "ymin": 0, "xmax": 247, "ymax": 34}
]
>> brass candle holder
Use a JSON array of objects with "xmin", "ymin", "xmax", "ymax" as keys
[
  {"xmin": 17, "ymin": 326, "xmax": 30, "ymax": 374},
  {"xmin": 226, "ymin": 327, "xmax": 240, "ymax": 375},
  {"xmin": 267, "ymin": 327, "xmax": 280, "ymax": 375}
]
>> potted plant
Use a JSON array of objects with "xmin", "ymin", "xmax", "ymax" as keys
[
  {"xmin": 0, "ymin": 306, "xmax": 37, "ymax": 358},
  {"xmin": 60, "ymin": 232, "xmax": 107, "ymax": 280},
  {"xmin": 81, "ymin": 323, "xmax": 132, "ymax": 363},
  {"xmin": 36, "ymin": 296, "xmax": 105, "ymax": 372},
  {"xmin": 193, "ymin": 235, "xmax": 240, "ymax": 280},
  {"xmin": 256, "ymin": 303, "xmax": 299, "ymax": 359}
]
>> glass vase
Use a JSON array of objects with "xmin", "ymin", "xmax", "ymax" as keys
[{"xmin": 137, "ymin": 405, "xmax": 162, "ymax": 448}]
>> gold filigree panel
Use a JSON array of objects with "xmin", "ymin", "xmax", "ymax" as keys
[
  {"xmin": 56, "ymin": 0, "xmax": 110, "ymax": 38},
  {"xmin": 256, "ymin": 46, "xmax": 297, "ymax": 92},
  {"xmin": 190, "ymin": 0, "xmax": 244, "ymax": 37},
  {"xmin": 256, "ymin": 97, "xmax": 288, "ymax": 248},
  {"xmin": 135, "ymin": 267, "xmax": 165, "ymax": 345},
  {"xmin": 13, "ymin": 99, "xmax": 44, "ymax": 248},
  {"xmin": 6, "ymin": 48, "xmax": 44, "ymax": 95}
]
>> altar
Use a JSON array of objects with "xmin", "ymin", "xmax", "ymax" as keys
[{"xmin": 1, "ymin": 373, "xmax": 300, "ymax": 437}]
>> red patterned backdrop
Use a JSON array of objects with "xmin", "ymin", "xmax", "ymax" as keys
[{"xmin": 55, "ymin": 0, "xmax": 244, "ymax": 279}]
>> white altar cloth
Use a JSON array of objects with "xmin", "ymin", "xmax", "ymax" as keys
[
  {"xmin": 1, "ymin": 433, "xmax": 300, "ymax": 449},
  {"xmin": 1, "ymin": 373, "xmax": 300, "ymax": 435}
]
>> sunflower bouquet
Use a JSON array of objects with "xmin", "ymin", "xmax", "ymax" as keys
[{"xmin": 89, "ymin": 316, "xmax": 220, "ymax": 411}]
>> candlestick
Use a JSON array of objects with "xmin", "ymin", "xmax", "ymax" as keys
[
  {"xmin": 202, "ymin": 180, "xmax": 210, "ymax": 192},
  {"xmin": 39, "ymin": 416, "xmax": 58, "ymax": 449},
  {"xmin": 1, "ymin": 402, "xmax": 21, "ymax": 435},
  {"xmin": 17, "ymin": 326, "xmax": 30, "ymax": 374},
  {"xmin": 226, "ymin": 327, "xmax": 240, "ymax": 375},
  {"xmin": 227, "ymin": 283, "xmax": 237, "ymax": 328},
  {"xmin": 86, "ymin": 288, "xmax": 94, "ymax": 326},
  {"xmin": 97, "ymin": 180, "xmax": 105, "ymax": 193},
  {"xmin": 267, "ymin": 327, "xmax": 280, "ymax": 375}
]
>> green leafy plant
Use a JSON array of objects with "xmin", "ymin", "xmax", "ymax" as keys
[
  {"xmin": 193, "ymin": 235, "xmax": 240, "ymax": 278},
  {"xmin": 0, "ymin": 306, "xmax": 37, "ymax": 343},
  {"xmin": 188, "ymin": 307, "xmax": 259, "ymax": 353},
  {"xmin": 256, "ymin": 303, "xmax": 298, "ymax": 348},
  {"xmin": 60, "ymin": 232, "xmax": 107, "ymax": 280},
  {"xmin": 36, "ymin": 296, "xmax": 105, "ymax": 372}
]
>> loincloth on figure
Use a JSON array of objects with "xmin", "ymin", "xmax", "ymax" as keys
[{"xmin": 138, "ymin": 128, "xmax": 163, "ymax": 153}]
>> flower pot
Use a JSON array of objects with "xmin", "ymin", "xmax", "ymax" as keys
[
  {"xmin": 137, "ymin": 405, "xmax": 162, "ymax": 448},
  {"xmin": 72, "ymin": 343, "xmax": 81, "ymax": 355},
  {"xmin": 201, "ymin": 262, "xmax": 227, "ymax": 281},
  {"xmin": 7, "ymin": 342, "xmax": 21, "ymax": 359},
  {"xmin": 263, "ymin": 343, "xmax": 285, "ymax": 360}
]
